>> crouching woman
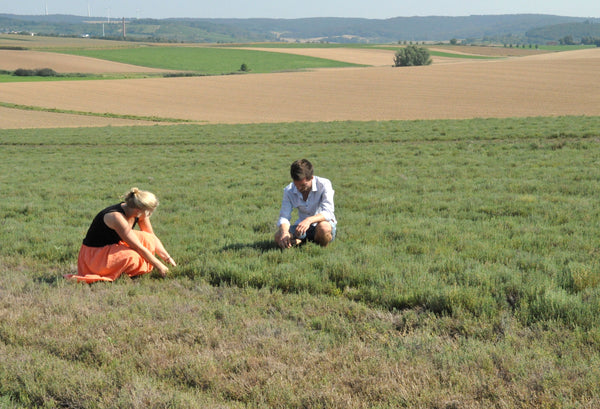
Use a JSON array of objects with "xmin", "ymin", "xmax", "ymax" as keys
[{"xmin": 66, "ymin": 188, "xmax": 176, "ymax": 283}]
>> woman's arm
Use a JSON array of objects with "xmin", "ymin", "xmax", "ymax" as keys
[
  {"xmin": 104, "ymin": 212, "xmax": 170, "ymax": 277},
  {"xmin": 137, "ymin": 214, "xmax": 176, "ymax": 266},
  {"xmin": 138, "ymin": 214, "xmax": 154, "ymax": 234}
]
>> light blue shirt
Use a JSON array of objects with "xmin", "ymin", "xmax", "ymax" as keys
[{"xmin": 277, "ymin": 176, "xmax": 336, "ymax": 227}]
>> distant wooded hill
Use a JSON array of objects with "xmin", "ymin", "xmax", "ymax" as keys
[
  {"xmin": 526, "ymin": 20, "xmax": 600, "ymax": 44},
  {"xmin": 1, "ymin": 13, "xmax": 599, "ymax": 44}
]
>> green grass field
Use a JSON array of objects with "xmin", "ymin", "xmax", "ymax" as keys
[
  {"xmin": 1, "ymin": 117, "xmax": 600, "ymax": 408},
  {"xmin": 55, "ymin": 46, "xmax": 363, "ymax": 74}
]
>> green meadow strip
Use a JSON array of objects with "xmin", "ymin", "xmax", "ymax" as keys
[
  {"xmin": 0, "ymin": 101, "xmax": 195, "ymax": 123},
  {"xmin": 55, "ymin": 46, "xmax": 364, "ymax": 74}
]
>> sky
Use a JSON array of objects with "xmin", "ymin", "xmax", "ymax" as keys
[{"xmin": 3, "ymin": 0, "xmax": 599, "ymax": 20}]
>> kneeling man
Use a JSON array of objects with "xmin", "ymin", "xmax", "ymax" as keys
[{"xmin": 275, "ymin": 159, "xmax": 337, "ymax": 248}]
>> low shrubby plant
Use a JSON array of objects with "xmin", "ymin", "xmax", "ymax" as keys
[
  {"xmin": 394, "ymin": 45, "xmax": 432, "ymax": 66},
  {"xmin": 14, "ymin": 67, "xmax": 59, "ymax": 77}
]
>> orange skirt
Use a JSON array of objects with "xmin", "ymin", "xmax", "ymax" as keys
[{"xmin": 66, "ymin": 231, "xmax": 157, "ymax": 283}]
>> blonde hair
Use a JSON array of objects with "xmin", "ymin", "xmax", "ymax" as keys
[{"xmin": 123, "ymin": 187, "xmax": 159, "ymax": 214}]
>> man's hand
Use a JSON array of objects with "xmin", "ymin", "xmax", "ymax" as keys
[
  {"xmin": 295, "ymin": 219, "xmax": 312, "ymax": 237},
  {"xmin": 278, "ymin": 231, "xmax": 292, "ymax": 249}
]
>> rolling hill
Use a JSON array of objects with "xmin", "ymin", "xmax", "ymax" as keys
[{"xmin": 1, "ymin": 13, "xmax": 598, "ymax": 44}]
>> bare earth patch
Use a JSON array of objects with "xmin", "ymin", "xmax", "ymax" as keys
[
  {"xmin": 235, "ymin": 47, "xmax": 397, "ymax": 66},
  {"xmin": 0, "ymin": 48, "xmax": 598, "ymax": 128},
  {"xmin": 242, "ymin": 45, "xmax": 552, "ymax": 66},
  {"xmin": 0, "ymin": 50, "xmax": 170, "ymax": 74},
  {"xmin": 428, "ymin": 45, "xmax": 552, "ymax": 57}
]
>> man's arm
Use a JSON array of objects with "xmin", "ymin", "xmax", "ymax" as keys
[
  {"xmin": 276, "ymin": 187, "xmax": 295, "ymax": 248},
  {"xmin": 276, "ymin": 221, "xmax": 293, "ymax": 248},
  {"xmin": 316, "ymin": 178, "xmax": 335, "ymax": 222},
  {"xmin": 277, "ymin": 187, "xmax": 294, "ymax": 228}
]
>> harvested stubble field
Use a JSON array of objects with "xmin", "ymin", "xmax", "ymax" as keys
[
  {"xmin": 0, "ymin": 45, "xmax": 598, "ymax": 128},
  {"xmin": 0, "ymin": 49, "xmax": 172, "ymax": 74}
]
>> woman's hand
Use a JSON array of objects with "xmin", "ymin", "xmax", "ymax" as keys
[
  {"xmin": 156, "ymin": 262, "xmax": 169, "ymax": 278},
  {"xmin": 157, "ymin": 250, "xmax": 177, "ymax": 266},
  {"xmin": 163, "ymin": 255, "xmax": 177, "ymax": 266}
]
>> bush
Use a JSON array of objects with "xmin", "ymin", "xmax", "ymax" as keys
[
  {"xmin": 394, "ymin": 45, "xmax": 432, "ymax": 67},
  {"xmin": 13, "ymin": 68, "xmax": 58, "ymax": 77},
  {"xmin": 36, "ymin": 68, "xmax": 58, "ymax": 77},
  {"xmin": 14, "ymin": 68, "xmax": 35, "ymax": 76}
]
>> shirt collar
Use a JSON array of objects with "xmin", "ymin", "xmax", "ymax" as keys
[{"xmin": 291, "ymin": 176, "xmax": 317, "ymax": 195}]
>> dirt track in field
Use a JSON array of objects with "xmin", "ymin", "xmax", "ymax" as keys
[{"xmin": 0, "ymin": 47, "xmax": 599, "ymax": 128}]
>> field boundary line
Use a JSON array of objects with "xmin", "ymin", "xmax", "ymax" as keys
[{"xmin": 0, "ymin": 101, "xmax": 200, "ymax": 124}]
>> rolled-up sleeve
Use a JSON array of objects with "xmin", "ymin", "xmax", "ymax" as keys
[
  {"xmin": 317, "ymin": 178, "xmax": 335, "ymax": 223},
  {"xmin": 277, "ymin": 187, "xmax": 293, "ymax": 227}
]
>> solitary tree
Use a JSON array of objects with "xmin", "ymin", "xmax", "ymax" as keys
[{"xmin": 394, "ymin": 45, "xmax": 432, "ymax": 67}]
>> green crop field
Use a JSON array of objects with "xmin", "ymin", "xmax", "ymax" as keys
[
  {"xmin": 55, "ymin": 46, "xmax": 363, "ymax": 74},
  {"xmin": 1, "ymin": 116, "xmax": 600, "ymax": 408}
]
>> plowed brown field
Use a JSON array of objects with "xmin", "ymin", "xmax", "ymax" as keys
[{"xmin": 1, "ymin": 47, "xmax": 598, "ymax": 129}]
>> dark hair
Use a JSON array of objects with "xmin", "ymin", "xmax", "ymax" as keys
[{"xmin": 290, "ymin": 159, "xmax": 314, "ymax": 181}]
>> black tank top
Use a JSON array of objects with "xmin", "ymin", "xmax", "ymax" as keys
[{"xmin": 82, "ymin": 203, "xmax": 137, "ymax": 247}]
